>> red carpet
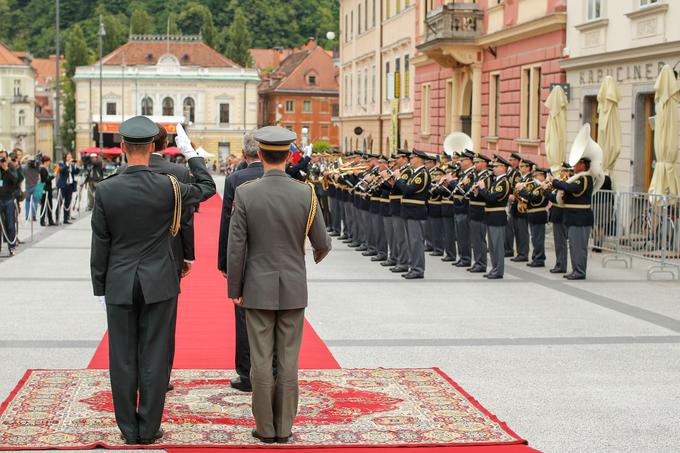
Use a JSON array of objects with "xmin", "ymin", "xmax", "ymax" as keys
[{"xmin": 59, "ymin": 195, "xmax": 535, "ymax": 451}]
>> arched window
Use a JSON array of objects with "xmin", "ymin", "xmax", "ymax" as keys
[
  {"xmin": 18, "ymin": 109, "xmax": 25, "ymax": 126},
  {"xmin": 162, "ymin": 97, "xmax": 174, "ymax": 116},
  {"xmin": 183, "ymin": 97, "xmax": 195, "ymax": 123},
  {"xmin": 141, "ymin": 97, "xmax": 153, "ymax": 116}
]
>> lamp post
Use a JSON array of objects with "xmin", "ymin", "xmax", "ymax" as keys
[
  {"xmin": 54, "ymin": 0, "xmax": 62, "ymax": 162},
  {"xmin": 98, "ymin": 14, "xmax": 105, "ymax": 157}
]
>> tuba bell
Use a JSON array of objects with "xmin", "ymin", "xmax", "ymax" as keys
[
  {"xmin": 444, "ymin": 132, "xmax": 474, "ymax": 157},
  {"xmin": 567, "ymin": 124, "xmax": 605, "ymax": 193}
]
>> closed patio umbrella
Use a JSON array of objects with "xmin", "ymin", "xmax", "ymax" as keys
[
  {"xmin": 597, "ymin": 76, "xmax": 621, "ymax": 174},
  {"xmin": 544, "ymin": 85, "xmax": 568, "ymax": 173},
  {"xmin": 648, "ymin": 65, "xmax": 680, "ymax": 196}
]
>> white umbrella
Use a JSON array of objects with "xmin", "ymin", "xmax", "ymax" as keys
[
  {"xmin": 544, "ymin": 85, "xmax": 568, "ymax": 173},
  {"xmin": 597, "ymin": 76, "xmax": 622, "ymax": 175},
  {"xmin": 196, "ymin": 147, "xmax": 214, "ymax": 158},
  {"xmin": 648, "ymin": 65, "xmax": 680, "ymax": 196}
]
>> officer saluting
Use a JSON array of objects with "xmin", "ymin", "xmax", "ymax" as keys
[{"xmin": 90, "ymin": 116, "xmax": 216, "ymax": 445}]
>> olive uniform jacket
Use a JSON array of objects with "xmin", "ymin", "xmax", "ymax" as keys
[
  {"xmin": 90, "ymin": 157, "xmax": 216, "ymax": 305},
  {"xmin": 226, "ymin": 169, "xmax": 332, "ymax": 310}
]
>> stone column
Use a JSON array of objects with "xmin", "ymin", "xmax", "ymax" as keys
[{"xmin": 471, "ymin": 63, "xmax": 483, "ymax": 151}]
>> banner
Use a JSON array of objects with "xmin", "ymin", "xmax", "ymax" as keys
[{"xmin": 390, "ymin": 100, "xmax": 400, "ymax": 154}]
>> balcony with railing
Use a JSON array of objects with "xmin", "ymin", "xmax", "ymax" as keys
[
  {"xmin": 11, "ymin": 94, "xmax": 30, "ymax": 104},
  {"xmin": 419, "ymin": 3, "xmax": 484, "ymax": 50}
]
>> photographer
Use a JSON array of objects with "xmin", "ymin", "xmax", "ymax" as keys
[
  {"xmin": 39, "ymin": 156, "xmax": 55, "ymax": 226},
  {"xmin": 0, "ymin": 152, "xmax": 19, "ymax": 256},
  {"xmin": 22, "ymin": 152, "xmax": 41, "ymax": 221},
  {"xmin": 84, "ymin": 153, "xmax": 103, "ymax": 211},
  {"xmin": 56, "ymin": 153, "xmax": 80, "ymax": 224}
]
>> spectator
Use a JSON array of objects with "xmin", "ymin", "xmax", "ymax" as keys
[
  {"xmin": 0, "ymin": 153, "xmax": 19, "ymax": 256},
  {"xmin": 22, "ymin": 154, "xmax": 41, "ymax": 221},
  {"xmin": 56, "ymin": 153, "xmax": 80, "ymax": 224},
  {"xmin": 85, "ymin": 153, "xmax": 103, "ymax": 211},
  {"xmin": 39, "ymin": 156, "xmax": 55, "ymax": 227}
]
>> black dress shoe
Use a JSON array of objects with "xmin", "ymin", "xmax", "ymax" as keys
[
  {"xmin": 166, "ymin": 383, "xmax": 174, "ymax": 392},
  {"xmin": 276, "ymin": 434, "xmax": 292, "ymax": 444},
  {"xmin": 454, "ymin": 261, "xmax": 471, "ymax": 267},
  {"xmin": 526, "ymin": 262, "xmax": 545, "ymax": 268},
  {"xmin": 549, "ymin": 268, "xmax": 567, "ymax": 274},
  {"xmin": 429, "ymin": 251, "xmax": 444, "ymax": 256},
  {"xmin": 441, "ymin": 256, "xmax": 455, "ymax": 262},
  {"xmin": 504, "ymin": 251, "xmax": 514, "ymax": 257},
  {"xmin": 563, "ymin": 273, "xmax": 574, "ymax": 279},
  {"xmin": 329, "ymin": 232, "xmax": 340, "ymax": 237},
  {"xmin": 338, "ymin": 235, "xmax": 348, "ymax": 239},
  {"xmin": 230, "ymin": 377, "xmax": 252, "ymax": 392},
  {"xmin": 361, "ymin": 250, "xmax": 377, "ymax": 256},
  {"xmin": 371, "ymin": 255, "xmax": 387, "ymax": 262},
  {"xmin": 390, "ymin": 266, "xmax": 409, "ymax": 273},
  {"xmin": 468, "ymin": 266, "xmax": 486, "ymax": 273},
  {"xmin": 63, "ymin": 220, "xmax": 72, "ymax": 224},
  {"xmin": 356, "ymin": 245, "xmax": 368, "ymax": 251},
  {"xmin": 566, "ymin": 273, "xmax": 586, "ymax": 280},
  {"xmin": 380, "ymin": 260, "xmax": 396, "ymax": 267},
  {"xmin": 424, "ymin": 246, "xmax": 434, "ymax": 252},
  {"xmin": 120, "ymin": 434, "xmax": 139, "ymax": 445},
  {"xmin": 510, "ymin": 256, "xmax": 528, "ymax": 262},
  {"xmin": 251, "ymin": 430, "xmax": 276, "ymax": 444},
  {"xmin": 485, "ymin": 274, "xmax": 503, "ymax": 279},
  {"xmin": 139, "ymin": 429, "xmax": 164, "ymax": 445},
  {"xmin": 402, "ymin": 272, "xmax": 424, "ymax": 279}
]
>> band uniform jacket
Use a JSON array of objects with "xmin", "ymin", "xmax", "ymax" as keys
[
  {"xmin": 452, "ymin": 167, "xmax": 474, "ymax": 215},
  {"xmin": 468, "ymin": 170, "xmax": 491, "ymax": 222},
  {"xmin": 479, "ymin": 175, "xmax": 510, "ymax": 226},
  {"xmin": 510, "ymin": 172, "xmax": 530, "ymax": 218},
  {"xmin": 552, "ymin": 174, "xmax": 594, "ymax": 227},
  {"xmin": 226, "ymin": 170, "xmax": 332, "ymax": 310},
  {"xmin": 90, "ymin": 157, "xmax": 216, "ymax": 305},
  {"xmin": 396, "ymin": 166, "xmax": 430, "ymax": 220},
  {"xmin": 217, "ymin": 161, "xmax": 264, "ymax": 272},
  {"xmin": 427, "ymin": 190, "xmax": 443, "ymax": 218},
  {"xmin": 520, "ymin": 182, "xmax": 549, "ymax": 225},
  {"xmin": 379, "ymin": 181, "xmax": 392, "ymax": 217},
  {"xmin": 390, "ymin": 167, "xmax": 412, "ymax": 217},
  {"xmin": 435, "ymin": 186, "xmax": 454, "ymax": 218},
  {"xmin": 547, "ymin": 189, "xmax": 564, "ymax": 224}
]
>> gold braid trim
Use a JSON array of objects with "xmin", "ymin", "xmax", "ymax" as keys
[
  {"xmin": 167, "ymin": 174, "xmax": 182, "ymax": 237},
  {"xmin": 304, "ymin": 182, "xmax": 318, "ymax": 255}
]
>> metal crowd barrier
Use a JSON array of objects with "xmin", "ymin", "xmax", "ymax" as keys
[{"xmin": 592, "ymin": 189, "xmax": 680, "ymax": 280}]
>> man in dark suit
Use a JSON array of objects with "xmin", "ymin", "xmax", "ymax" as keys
[
  {"xmin": 218, "ymin": 131, "xmax": 264, "ymax": 392},
  {"xmin": 57, "ymin": 153, "xmax": 80, "ymax": 224},
  {"xmin": 90, "ymin": 117, "xmax": 215, "ymax": 445}
]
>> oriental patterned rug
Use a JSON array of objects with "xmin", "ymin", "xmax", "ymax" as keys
[{"xmin": 0, "ymin": 368, "xmax": 526, "ymax": 449}]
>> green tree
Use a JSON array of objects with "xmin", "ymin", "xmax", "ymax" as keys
[
  {"xmin": 168, "ymin": 14, "xmax": 179, "ymax": 35},
  {"xmin": 0, "ymin": 0, "xmax": 9, "ymax": 42},
  {"xmin": 95, "ymin": 5, "xmax": 128, "ymax": 55},
  {"xmin": 222, "ymin": 8, "xmax": 252, "ymax": 67},
  {"xmin": 130, "ymin": 7, "xmax": 153, "ymax": 35},
  {"xmin": 177, "ymin": 3, "xmax": 216, "ymax": 47},
  {"xmin": 62, "ymin": 24, "xmax": 92, "ymax": 153}
]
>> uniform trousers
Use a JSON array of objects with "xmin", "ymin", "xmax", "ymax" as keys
[
  {"xmin": 392, "ymin": 216, "xmax": 410, "ymax": 268},
  {"xmin": 442, "ymin": 216, "xmax": 457, "ymax": 260},
  {"xmin": 486, "ymin": 225, "xmax": 505, "ymax": 277},
  {"xmin": 529, "ymin": 223, "xmax": 546, "ymax": 264},
  {"xmin": 454, "ymin": 213, "xmax": 471, "ymax": 265},
  {"xmin": 429, "ymin": 217, "xmax": 445, "ymax": 253},
  {"xmin": 504, "ymin": 216, "xmax": 515, "ymax": 255},
  {"xmin": 568, "ymin": 225, "xmax": 592, "ymax": 277},
  {"xmin": 350, "ymin": 206, "xmax": 361, "ymax": 244},
  {"xmin": 423, "ymin": 219, "xmax": 433, "ymax": 250},
  {"xmin": 361, "ymin": 210, "xmax": 372, "ymax": 249},
  {"xmin": 383, "ymin": 216, "xmax": 395, "ymax": 263},
  {"xmin": 331, "ymin": 196, "xmax": 343, "ymax": 234},
  {"xmin": 405, "ymin": 218, "xmax": 426, "ymax": 275},
  {"xmin": 234, "ymin": 304, "xmax": 251, "ymax": 383},
  {"xmin": 512, "ymin": 215, "xmax": 530, "ymax": 259},
  {"xmin": 342, "ymin": 201, "xmax": 353, "ymax": 239},
  {"xmin": 470, "ymin": 219, "xmax": 488, "ymax": 269},
  {"xmin": 106, "ymin": 277, "xmax": 173, "ymax": 441},
  {"xmin": 246, "ymin": 308, "xmax": 305, "ymax": 439},
  {"xmin": 552, "ymin": 222, "xmax": 568, "ymax": 271},
  {"xmin": 372, "ymin": 213, "xmax": 388, "ymax": 257}
]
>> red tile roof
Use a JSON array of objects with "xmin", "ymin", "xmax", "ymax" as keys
[
  {"xmin": 32, "ymin": 55, "xmax": 65, "ymax": 85},
  {"xmin": 100, "ymin": 39, "xmax": 239, "ymax": 68},
  {"xmin": 259, "ymin": 45, "xmax": 338, "ymax": 94},
  {"xmin": 0, "ymin": 42, "xmax": 26, "ymax": 66}
]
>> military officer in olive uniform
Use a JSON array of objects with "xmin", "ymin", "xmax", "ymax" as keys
[
  {"xmin": 477, "ymin": 156, "xmax": 511, "ymax": 279},
  {"xmin": 384, "ymin": 149, "xmax": 412, "ymax": 273},
  {"xmin": 448, "ymin": 151, "xmax": 476, "ymax": 268},
  {"xmin": 518, "ymin": 167, "xmax": 550, "ymax": 268},
  {"xmin": 505, "ymin": 153, "xmax": 522, "ymax": 257},
  {"xmin": 510, "ymin": 158, "xmax": 533, "ymax": 262},
  {"xmin": 90, "ymin": 117, "xmax": 216, "ymax": 445},
  {"xmin": 467, "ymin": 154, "xmax": 492, "ymax": 273},
  {"xmin": 227, "ymin": 126, "xmax": 332, "ymax": 444}
]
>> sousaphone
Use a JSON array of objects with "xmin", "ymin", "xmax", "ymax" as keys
[
  {"xmin": 557, "ymin": 124, "xmax": 605, "ymax": 204},
  {"xmin": 443, "ymin": 132, "xmax": 474, "ymax": 157}
]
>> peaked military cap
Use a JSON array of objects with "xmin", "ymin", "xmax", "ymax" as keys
[
  {"xmin": 519, "ymin": 158, "xmax": 535, "ymax": 167},
  {"xmin": 119, "ymin": 116, "xmax": 159, "ymax": 144},
  {"xmin": 459, "ymin": 150, "xmax": 475, "ymax": 161},
  {"xmin": 509, "ymin": 152, "xmax": 522, "ymax": 161},
  {"xmin": 533, "ymin": 166, "xmax": 549, "ymax": 175},
  {"xmin": 560, "ymin": 161, "xmax": 573, "ymax": 170},
  {"xmin": 492, "ymin": 154, "xmax": 511, "ymax": 167},
  {"xmin": 253, "ymin": 126, "xmax": 297, "ymax": 151},
  {"xmin": 412, "ymin": 149, "xmax": 437, "ymax": 161},
  {"xmin": 396, "ymin": 148, "xmax": 412, "ymax": 157},
  {"xmin": 377, "ymin": 154, "xmax": 389, "ymax": 162},
  {"xmin": 473, "ymin": 153, "xmax": 491, "ymax": 164}
]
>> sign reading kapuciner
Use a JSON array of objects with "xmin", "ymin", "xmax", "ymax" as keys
[{"xmin": 576, "ymin": 60, "xmax": 673, "ymax": 86}]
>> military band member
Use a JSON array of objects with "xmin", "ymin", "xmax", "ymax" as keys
[
  {"xmin": 427, "ymin": 167, "xmax": 446, "ymax": 257},
  {"xmin": 367, "ymin": 155, "xmax": 389, "ymax": 261},
  {"xmin": 91, "ymin": 117, "xmax": 216, "ymax": 445},
  {"xmin": 379, "ymin": 156, "xmax": 395, "ymax": 266},
  {"xmin": 439, "ymin": 164, "xmax": 457, "ymax": 262},
  {"xmin": 551, "ymin": 157, "xmax": 594, "ymax": 280},
  {"xmin": 391, "ymin": 150, "xmax": 432, "ymax": 279},
  {"xmin": 327, "ymin": 163, "xmax": 342, "ymax": 236},
  {"xmin": 467, "ymin": 154, "xmax": 492, "ymax": 273},
  {"xmin": 448, "ymin": 151, "xmax": 475, "ymax": 268},
  {"xmin": 518, "ymin": 167, "xmax": 549, "ymax": 268},
  {"xmin": 544, "ymin": 163, "xmax": 572, "ymax": 273},
  {"xmin": 422, "ymin": 156, "xmax": 438, "ymax": 253},
  {"xmin": 509, "ymin": 158, "xmax": 532, "ymax": 262},
  {"xmin": 505, "ymin": 153, "xmax": 522, "ymax": 257},
  {"xmin": 477, "ymin": 156, "xmax": 511, "ymax": 279},
  {"xmin": 383, "ymin": 149, "xmax": 412, "ymax": 273}
]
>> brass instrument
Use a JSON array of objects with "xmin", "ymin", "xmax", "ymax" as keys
[
  {"xmin": 513, "ymin": 184, "xmax": 530, "ymax": 214},
  {"xmin": 463, "ymin": 169, "xmax": 491, "ymax": 198}
]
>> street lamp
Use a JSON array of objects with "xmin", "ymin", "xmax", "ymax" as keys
[
  {"xmin": 98, "ymin": 14, "xmax": 105, "ymax": 157},
  {"xmin": 301, "ymin": 126, "xmax": 309, "ymax": 147}
]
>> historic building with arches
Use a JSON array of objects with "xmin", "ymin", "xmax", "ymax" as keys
[{"xmin": 74, "ymin": 35, "xmax": 259, "ymax": 162}]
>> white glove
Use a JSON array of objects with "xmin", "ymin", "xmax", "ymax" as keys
[
  {"xmin": 175, "ymin": 124, "xmax": 198, "ymax": 159},
  {"xmin": 98, "ymin": 296, "xmax": 106, "ymax": 306},
  {"xmin": 304, "ymin": 144, "xmax": 313, "ymax": 158}
]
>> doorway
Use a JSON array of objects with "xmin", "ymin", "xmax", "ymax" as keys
[
  {"xmin": 461, "ymin": 79, "xmax": 472, "ymax": 137},
  {"xmin": 633, "ymin": 92, "xmax": 656, "ymax": 192}
]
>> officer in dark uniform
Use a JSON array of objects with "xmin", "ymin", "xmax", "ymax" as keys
[
  {"xmin": 467, "ymin": 154, "xmax": 492, "ymax": 273},
  {"xmin": 438, "ymin": 164, "xmax": 457, "ymax": 262},
  {"xmin": 91, "ymin": 117, "xmax": 216, "ymax": 444},
  {"xmin": 427, "ymin": 168, "xmax": 445, "ymax": 257},
  {"xmin": 391, "ymin": 150, "xmax": 431, "ymax": 279},
  {"xmin": 505, "ymin": 153, "xmax": 522, "ymax": 257},
  {"xmin": 368, "ymin": 155, "xmax": 389, "ymax": 262},
  {"xmin": 477, "ymin": 156, "xmax": 510, "ymax": 279},
  {"xmin": 518, "ymin": 167, "xmax": 549, "ymax": 268},
  {"xmin": 383, "ymin": 149, "xmax": 412, "ymax": 273},
  {"xmin": 449, "ymin": 151, "xmax": 475, "ymax": 268},
  {"xmin": 510, "ymin": 158, "xmax": 532, "ymax": 262},
  {"xmin": 545, "ymin": 163, "xmax": 572, "ymax": 273},
  {"xmin": 379, "ymin": 156, "xmax": 396, "ymax": 266},
  {"xmin": 552, "ymin": 157, "xmax": 594, "ymax": 280}
]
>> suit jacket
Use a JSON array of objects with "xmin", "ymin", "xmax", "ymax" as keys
[
  {"xmin": 217, "ymin": 161, "xmax": 264, "ymax": 272},
  {"xmin": 226, "ymin": 169, "xmax": 332, "ymax": 310},
  {"xmin": 90, "ymin": 157, "xmax": 216, "ymax": 305},
  {"xmin": 56, "ymin": 163, "xmax": 79, "ymax": 189}
]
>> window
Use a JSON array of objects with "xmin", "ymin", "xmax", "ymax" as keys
[
  {"xmin": 219, "ymin": 103, "xmax": 230, "ymax": 124},
  {"xmin": 640, "ymin": 0, "xmax": 658, "ymax": 6},
  {"xmin": 332, "ymin": 103, "xmax": 339, "ymax": 116},
  {"xmin": 520, "ymin": 66, "xmax": 542, "ymax": 140},
  {"xmin": 372, "ymin": 0, "xmax": 376, "ymax": 26},
  {"xmin": 587, "ymin": 0, "xmax": 601, "ymax": 20},
  {"xmin": 385, "ymin": 62, "xmax": 390, "ymax": 100},
  {"xmin": 141, "ymin": 96, "xmax": 153, "ymax": 116},
  {"xmin": 18, "ymin": 109, "xmax": 25, "ymax": 127},
  {"xmin": 183, "ymin": 97, "xmax": 195, "ymax": 123},
  {"xmin": 371, "ymin": 65, "xmax": 376, "ymax": 103},
  {"xmin": 365, "ymin": 0, "xmax": 368, "ymax": 30},
  {"xmin": 421, "ymin": 84, "xmax": 431, "ymax": 135},
  {"xmin": 303, "ymin": 100, "xmax": 312, "ymax": 113},
  {"xmin": 321, "ymin": 124, "xmax": 329, "ymax": 139},
  {"xmin": 386, "ymin": 0, "xmax": 391, "ymax": 18},
  {"xmin": 396, "ymin": 0, "xmax": 401, "ymax": 14},
  {"xmin": 162, "ymin": 97, "xmax": 174, "ymax": 116},
  {"xmin": 307, "ymin": 73, "xmax": 317, "ymax": 85},
  {"xmin": 351, "ymin": 10, "xmax": 354, "ymax": 36},
  {"xmin": 357, "ymin": 71, "xmax": 361, "ymax": 105},
  {"xmin": 345, "ymin": 14, "xmax": 348, "ymax": 42},
  {"xmin": 350, "ymin": 74, "xmax": 353, "ymax": 106},
  {"xmin": 489, "ymin": 73, "xmax": 500, "ymax": 137},
  {"xmin": 395, "ymin": 57, "xmax": 401, "ymax": 99},
  {"xmin": 358, "ymin": 4, "xmax": 361, "ymax": 34},
  {"xmin": 363, "ymin": 68, "xmax": 368, "ymax": 105},
  {"xmin": 404, "ymin": 55, "xmax": 410, "ymax": 98},
  {"xmin": 285, "ymin": 100, "xmax": 294, "ymax": 112},
  {"xmin": 13, "ymin": 80, "xmax": 21, "ymax": 96},
  {"xmin": 106, "ymin": 102, "xmax": 116, "ymax": 115}
]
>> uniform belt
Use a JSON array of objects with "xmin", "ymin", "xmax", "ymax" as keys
[
  {"xmin": 441, "ymin": 200, "xmax": 454, "ymax": 205},
  {"xmin": 389, "ymin": 195, "xmax": 403, "ymax": 200},
  {"xmin": 370, "ymin": 196, "xmax": 380, "ymax": 201},
  {"xmin": 428, "ymin": 200, "xmax": 442, "ymax": 205},
  {"xmin": 469, "ymin": 201, "xmax": 485, "ymax": 207},
  {"xmin": 379, "ymin": 198, "xmax": 390, "ymax": 203},
  {"xmin": 484, "ymin": 207, "xmax": 507, "ymax": 212},
  {"xmin": 453, "ymin": 195, "xmax": 464, "ymax": 200},
  {"xmin": 562, "ymin": 204, "xmax": 591, "ymax": 209},
  {"xmin": 402, "ymin": 199, "xmax": 426, "ymax": 205},
  {"xmin": 527, "ymin": 207, "xmax": 549, "ymax": 213}
]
